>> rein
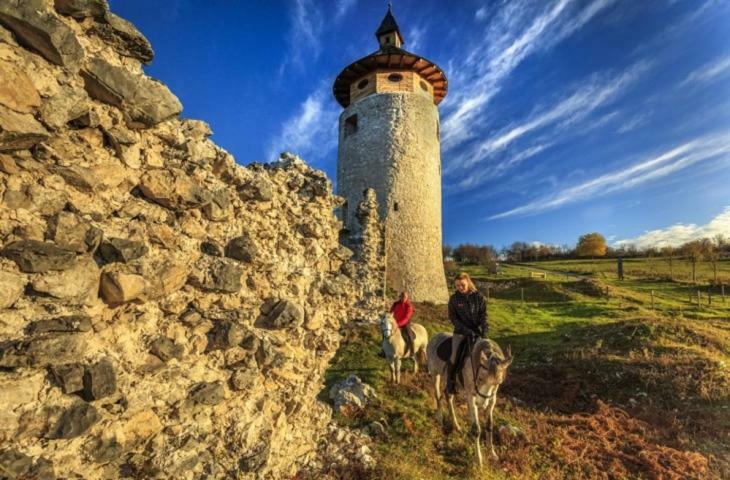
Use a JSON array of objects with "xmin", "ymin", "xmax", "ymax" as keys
[{"xmin": 472, "ymin": 356, "xmax": 496, "ymax": 400}]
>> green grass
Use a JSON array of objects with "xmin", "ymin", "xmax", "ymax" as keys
[
  {"xmin": 520, "ymin": 257, "xmax": 730, "ymax": 285},
  {"xmin": 322, "ymin": 261, "xmax": 730, "ymax": 479}
]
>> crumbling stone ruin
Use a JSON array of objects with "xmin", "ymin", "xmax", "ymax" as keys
[
  {"xmin": 354, "ymin": 188, "xmax": 386, "ymax": 315},
  {"xmin": 0, "ymin": 1, "xmax": 376, "ymax": 478}
]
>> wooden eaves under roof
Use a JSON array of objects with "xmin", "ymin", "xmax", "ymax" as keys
[{"xmin": 332, "ymin": 45, "xmax": 448, "ymax": 108}]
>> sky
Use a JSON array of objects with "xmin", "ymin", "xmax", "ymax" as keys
[{"xmin": 110, "ymin": 0, "xmax": 730, "ymax": 250}]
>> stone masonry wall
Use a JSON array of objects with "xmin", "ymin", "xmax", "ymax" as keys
[
  {"xmin": 0, "ymin": 1, "xmax": 372, "ymax": 478},
  {"xmin": 337, "ymin": 92, "xmax": 448, "ymax": 303}
]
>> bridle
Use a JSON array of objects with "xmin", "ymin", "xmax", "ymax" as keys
[
  {"xmin": 472, "ymin": 359, "xmax": 496, "ymax": 401},
  {"xmin": 379, "ymin": 316, "xmax": 392, "ymax": 339}
]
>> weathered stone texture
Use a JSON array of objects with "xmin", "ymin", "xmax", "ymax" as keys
[
  {"xmin": 0, "ymin": 2, "xmax": 375, "ymax": 478},
  {"xmin": 337, "ymin": 92, "xmax": 448, "ymax": 303}
]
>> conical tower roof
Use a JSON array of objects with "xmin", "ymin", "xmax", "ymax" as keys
[{"xmin": 375, "ymin": 4, "xmax": 404, "ymax": 43}]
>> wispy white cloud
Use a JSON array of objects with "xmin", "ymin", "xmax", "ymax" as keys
[
  {"xmin": 614, "ymin": 207, "xmax": 730, "ymax": 249},
  {"xmin": 454, "ymin": 143, "xmax": 550, "ymax": 190},
  {"xmin": 615, "ymin": 110, "xmax": 652, "ymax": 134},
  {"xmin": 281, "ymin": 0, "xmax": 357, "ymax": 71},
  {"xmin": 441, "ymin": 0, "xmax": 618, "ymax": 152},
  {"xmin": 448, "ymin": 60, "xmax": 650, "ymax": 173},
  {"xmin": 265, "ymin": 84, "xmax": 339, "ymax": 163},
  {"xmin": 335, "ymin": 0, "xmax": 357, "ymax": 20},
  {"xmin": 406, "ymin": 24, "xmax": 426, "ymax": 52},
  {"xmin": 488, "ymin": 131, "xmax": 730, "ymax": 220},
  {"xmin": 475, "ymin": 6, "xmax": 488, "ymax": 22},
  {"xmin": 680, "ymin": 54, "xmax": 730, "ymax": 87}
]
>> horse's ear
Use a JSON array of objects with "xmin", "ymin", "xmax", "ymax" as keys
[{"xmin": 503, "ymin": 345, "xmax": 513, "ymax": 366}]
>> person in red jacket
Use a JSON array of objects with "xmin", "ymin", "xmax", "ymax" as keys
[{"xmin": 390, "ymin": 291, "xmax": 414, "ymax": 356}]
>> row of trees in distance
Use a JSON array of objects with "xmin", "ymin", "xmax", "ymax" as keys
[{"xmin": 444, "ymin": 233, "xmax": 730, "ymax": 276}]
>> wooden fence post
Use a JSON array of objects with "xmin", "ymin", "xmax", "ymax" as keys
[
  {"xmin": 697, "ymin": 290, "xmax": 701, "ymax": 309},
  {"xmin": 486, "ymin": 286, "xmax": 490, "ymax": 301},
  {"xmin": 650, "ymin": 290, "xmax": 655, "ymax": 311},
  {"xmin": 708, "ymin": 289, "xmax": 712, "ymax": 306},
  {"xmin": 722, "ymin": 284, "xmax": 726, "ymax": 304},
  {"xmin": 521, "ymin": 288, "xmax": 524, "ymax": 303}
]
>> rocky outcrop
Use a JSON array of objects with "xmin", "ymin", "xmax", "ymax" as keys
[{"xmin": 0, "ymin": 1, "xmax": 374, "ymax": 479}]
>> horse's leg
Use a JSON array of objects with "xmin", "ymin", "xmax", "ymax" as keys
[
  {"xmin": 447, "ymin": 394, "xmax": 462, "ymax": 432},
  {"xmin": 395, "ymin": 357, "xmax": 401, "ymax": 384},
  {"xmin": 413, "ymin": 352, "xmax": 419, "ymax": 374},
  {"xmin": 487, "ymin": 393, "xmax": 499, "ymax": 461},
  {"xmin": 470, "ymin": 395, "xmax": 483, "ymax": 468},
  {"xmin": 389, "ymin": 359, "xmax": 395, "ymax": 383}
]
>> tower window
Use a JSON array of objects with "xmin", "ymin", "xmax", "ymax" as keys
[
  {"xmin": 344, "ymin": 114, "xmax": 358, "ymax": 137},
  {"xmin": 388, "ymin": 73, "xmax": 403, "ymax": 83},
  {"xmin": 393, "ymin": 202, "xmax": 399, "ymax": 212},
  {"xmin": 357, "ymin": 79, "xmax": 369, "ymax": 89},
  {"xmin": 420, "ymin": 81, "xmax": 428, "ymax": 92}
]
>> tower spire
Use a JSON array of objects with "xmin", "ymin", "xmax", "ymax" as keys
[{"xmin": 376, "ymin": 2, "xmax": 404, "ymax": 48}]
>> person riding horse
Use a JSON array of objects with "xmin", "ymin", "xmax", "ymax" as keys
[
  {"xmin": 445, "ymin": 272, "xmax": 488, "ymax": 395},
  {"xmin": 390, "ymin": 292, "xmax": 415, "ymax": 357}
]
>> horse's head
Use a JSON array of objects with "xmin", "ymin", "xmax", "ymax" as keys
[
  {"xmin": 378, "ymin": 313, "xmax": 393, "ymax": 338},
  {"xmin": 481, "ymin": 344, "xmax": 514, "ymax": 385}
]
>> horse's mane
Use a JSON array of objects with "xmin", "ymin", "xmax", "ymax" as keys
[{"xmin": 471, "ymin": 338, "xmax": 505, "ymax": 369}]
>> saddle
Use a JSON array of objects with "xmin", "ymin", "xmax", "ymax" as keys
[
  {"xmin": 437, "ymin": 336, "xmax": 493, "ymax": 391},
  {"xmin": 400, "ymin": 326, "xmax": 415, "ymax": 356}
]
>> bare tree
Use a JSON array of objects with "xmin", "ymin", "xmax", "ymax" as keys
[{"xmin": 661, "ymin": 246, "xmax": 675, "ymax": 280}]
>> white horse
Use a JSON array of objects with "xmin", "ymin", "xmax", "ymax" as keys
[
  {"xmin": 427, "ymin": 333, "xmax": 513, "ymax": 467},
  {"xmin": 378, "ymin": 313, "xmax": 428, "ymax": 384}
]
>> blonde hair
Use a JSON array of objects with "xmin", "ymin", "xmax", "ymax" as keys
[{"xmin": 454, "ymin": 272, "xmax": 478, "ymax": 293}]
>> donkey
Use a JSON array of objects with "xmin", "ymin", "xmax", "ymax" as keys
[
  {"xmin": 426, "ymin": 333, "xmax": 513, "ymax": 467},
  {"xmin": 378, "ymin": 313, "xmax": 429, "ymax": 384}
]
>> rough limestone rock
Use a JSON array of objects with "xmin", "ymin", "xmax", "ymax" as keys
[
  {"xmin": 50, "ymin": 402, "xmax": 100, "ymax": 439},
  {"xmin": 188, "ymin": 257, "xmax": 243, "ymax": 293},
  {"xmin": 2, "ymin": 240, "xmax": 76, "ymax": 273},
  {"xmin": 139, "ymin": 168, "xmax": 210, "ymax": 209},
  {"xmin": 50, "ymin": 363, "xmax": 85, "ymax": 393},
  {"xmin": 28, "ymin": 315, "xmax": 92, "ymax": 334},
  {"xmin": 99, "ymin": 271, "xmax": 145, "ymax": 303},
  {"xmin": 0, "ymin": 270, "xmax": 24, "ymax": 308},
  {"xmin": 99, "ymin": 237, "xmax": 148, "ymax": 263},
  {"xmin": 89, "ymin": 12, "xmax": 154, "ymax": 64},
  {"xmin": 47, "ymin": 212, "xmax": 102, "ymax": 253},
  {"xmin": 207, "ymin": 319, "xmax": 245, "ymax": 351},
  {"xmin": 0, "ymin": 0, "xmax": 84, "ymax": 69},
  {"xmin": 149, "ymin": 336, "xmax": 184, "ymax": 362},
  {"xmin": 0, "ymin": 104, "xmax": 49, "ymax": 151},
  {"xmin": 0, "ymin": 2, "xmax": 379, "ymax": 478},
  {"xmin": 54, "ymin": 0, "xmax": 109, "ymax": 20},
  {"xmin": 82, "ymin": 358, "xmax": 116, "ymax": 400},
  {"xmin": 328, "ymin": 374, "xmax": 377, "ymax": 412},
  {"xmin": 260, "ymin": 299, "xmax": 304, "ymax": 329},
  {"xmin": 82, "ymin": 58, "xmax": 181, "ymax": 126},
  {"xmin": 30, "ymin": 255, "xmax": 99, "ymax": 302},
  {"xmin": 0, "ymin": 59, "xmax": 41, "ymax": 114},
  {"xmin": 225, "ymin": 234, "xmax": 260, "ymax": 263}
]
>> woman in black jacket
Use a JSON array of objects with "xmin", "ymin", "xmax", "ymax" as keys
[{"xmin": 445, "ymin": 272, "xmax": 488, "ymax": 394}]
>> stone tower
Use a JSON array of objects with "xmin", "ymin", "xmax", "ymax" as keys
[{"xmin": 333, "ymin": 5, "xmax": 449, "ymax": 303}]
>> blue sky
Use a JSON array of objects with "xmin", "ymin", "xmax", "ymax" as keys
[{"xmin": 110, "ymin": 0, "xmax": 730, "ymax": 249}]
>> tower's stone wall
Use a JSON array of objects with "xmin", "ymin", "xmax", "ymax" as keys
[{"xmin": 337, "ymin": 92, "xmax": 448, "ymax": 303}]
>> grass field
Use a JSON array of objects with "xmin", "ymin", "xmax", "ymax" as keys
[
  {"xmin": 520, "ymin": 257, "xmax": 730, "ymax": 285},
  {"xmin": 323, "ymin": 260, "xmax": 730, "ymax": 479}
]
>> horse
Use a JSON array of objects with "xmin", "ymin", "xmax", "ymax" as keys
[
  {"xmin": 426, "ymin": 333, "xmax": 513, "ymax": 467},
  {"xmin": 378, "ymin": 313, "xmax": 429, "ymax": 384}
]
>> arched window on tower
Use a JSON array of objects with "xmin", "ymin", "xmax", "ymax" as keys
[{"xmin": 344, "ymin": 114, "xmax": 358, "ymax": 137}]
